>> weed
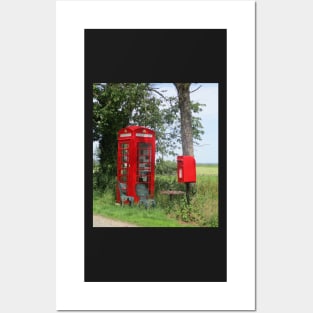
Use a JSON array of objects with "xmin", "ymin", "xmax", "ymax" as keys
[{"xmin": 93, "ymin": 164, "xmax": 219, "ymax": 227}]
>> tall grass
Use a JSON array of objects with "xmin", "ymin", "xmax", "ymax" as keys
[
  {"xmin": 153, "ymin": 164, "xmax": 218, "ymax": 227},
  {"xmin": 190, "ymin": 176, "xmax": 218, "ymax": 227},
  {"xmin": 93, "ymin": 190, "xmax": 192, "ymax": 227},
  {"xmin": 93, "ymin": 164, "xmax": 218, "ymax": 227}
]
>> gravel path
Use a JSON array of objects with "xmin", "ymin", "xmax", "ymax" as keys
[{"xmin": 93, "ymin": 214, "xmax": 137, "ymax": 227}]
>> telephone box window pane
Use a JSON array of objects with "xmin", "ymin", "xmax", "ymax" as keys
[
  {"xmin": 121, "ymin": 145, "xmax": 129, "ymax": 162},
  {"xmin": 137, "ymin": 143, "xmax": 152, "ymax": 184},
  {"xmin": 121, "ymin": 169, "xmax": 128, "ymax": 175}
]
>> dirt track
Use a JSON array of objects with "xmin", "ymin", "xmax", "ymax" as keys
[{"xmin": 93, "ymin": 214, "xmax": 137, "ymax": 227}]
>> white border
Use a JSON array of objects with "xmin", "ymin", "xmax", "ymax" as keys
[{"xmin": 56, "ymin": 1, "xmax": 255, "ymax": 310}]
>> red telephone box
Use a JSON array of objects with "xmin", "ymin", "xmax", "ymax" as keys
[
  {"xmin": 116, "ymin": 126, "xmax": 156, "ymax": 204},
  {"xmin": 177, "ymin": 155, "xmax": 196, "ymax": 183}
]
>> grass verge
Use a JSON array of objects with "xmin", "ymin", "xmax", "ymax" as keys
[
  {"xmin": 93, "ymin": 191, "xmax": 194, "ymax": 227},
  {"xmin": 93, "ymin": 164, "xmax": 218, "ymax": 227}
]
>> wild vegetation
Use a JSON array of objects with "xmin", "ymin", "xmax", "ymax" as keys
[
  {"xmin": 93, "ymin": 83, "xmax": 204, "ymax": 191},
  {"xmin": 92, "ymin": 83, "xmax": 218, "ymax": 227},
  {"xmin": 93, "ymin": 162, "xmax": 218, "ymax": 227}
]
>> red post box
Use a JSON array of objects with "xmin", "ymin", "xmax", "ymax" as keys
[
  {"xmin": 116, "ymin": 126, "xmax": 156, "ymax": 205},
  {"xmin": 177, "ymin": 155, "xmax": 196, "ymax": 183}
]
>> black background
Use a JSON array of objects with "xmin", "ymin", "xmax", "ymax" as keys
[{"xmin": 85, "ymin": 29, "xmax": 226, "ymax": 282}]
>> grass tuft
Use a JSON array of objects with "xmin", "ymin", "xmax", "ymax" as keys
[{"xmin": 93, "ymin": 164, "xmax": 218, "ymax": 227}]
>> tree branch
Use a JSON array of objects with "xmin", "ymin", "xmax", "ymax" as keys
[
  {"xmin": 147, "ymin": 87, "xmax": 169, "ymax": 101},
  {"xmin": 190, "ymin": 85, "xmax": 202, "ymax": 93}
]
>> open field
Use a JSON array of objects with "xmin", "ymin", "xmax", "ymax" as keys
[
  {"xmin": 93, "ymin": 164, "xmax": 218, "ymax": 227},
  {"xmin": 196, "ymin": 164, "xmax": 218, "ymax": 176}
]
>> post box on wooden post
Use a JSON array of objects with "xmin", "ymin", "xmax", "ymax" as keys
[{"xmin": 177, "ymin": 155, "xmax": 196, "ymax": 183}]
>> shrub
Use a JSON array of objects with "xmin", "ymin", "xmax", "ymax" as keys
[
  {"xmin": 155, "ymin": 160, "xmax": 177, "ymax": 175},
  {"xmin": 93, "ymin": 165, "xmax": 116, "ymax": 193},
  {"xmin": 162, "ymin": 177, "xmax": 218, "ymax": 227}
]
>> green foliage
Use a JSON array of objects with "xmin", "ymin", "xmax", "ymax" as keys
[
  {"xmin": 188, "ymin": 175, "xmax": 219, "ymax": 227},
  {"xmin": 207, "ymin": 213, "xmax": 219, "ymax": 227},
  {"xmin": 93, "ymin": 165, "xmax": 218, "ymax": 227},
  {"xmin": 93, "ymin": 190, "xmax": 189, "ymax": 227},
  {"xmin": 92, "ymin": 83, "xmax": 206, "ymax": 190},
  {"xmin": 155, "ymin": 159, "xmax": 177, "ymax": 175},
  {"xmin": 154, "ymin": 165, "xmax": 219, "ymax": 227},
  {"xmin": 93, "ymin": 83, "xmax": 152, "ymax": 190},
  {"xmin": 164, "ymin": 186, "xmax": 205, "ymax": 225},
  {"xmin": 157, "ymin": 98, "xmax": 205, "ymax": 155}
]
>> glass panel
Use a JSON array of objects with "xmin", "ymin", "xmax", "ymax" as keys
[
  {"xmin": 122, "ymin": 147, "xmax": 128, "ymax": 162},
  {"xmin": 137, "ymin": 143, "xmax": 152, "ymax": 187},
  {"xmin": 118, "ymin": 143, "xmax": 129, "ymax": 183},
  {"xmin": 121, "ymin": 169, "xmax": 128, "ymax": 175}
]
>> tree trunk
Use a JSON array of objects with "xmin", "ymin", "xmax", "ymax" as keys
[
  {"xmin": 174, "ymin": 83, "xmax": 194, "ymax": 156},
  {"xmin": 174, "ymin": 83, "xmax": 193, "ymax": 205}
]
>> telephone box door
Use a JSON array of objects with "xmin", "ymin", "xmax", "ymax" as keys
[
  {"xmin": 116, "ymin": 126, "xmax": 156, "ymax": 205},
  {"xmin": 116, "ymin": 141, "xmax": 130, "ymax": 203},
  {"xmin": 137, "ymin": 142, "xmax": 154, "ymax": 198}
]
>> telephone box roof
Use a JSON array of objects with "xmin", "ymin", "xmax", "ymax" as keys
[{"xmin": 118, "ymin": 126, "xmax": 155, "ymax": 135}]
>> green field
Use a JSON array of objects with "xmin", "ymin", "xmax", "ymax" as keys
[
  {"xmin": 93, "ymin": 164, "xmax": 218, "ymax": 227},
  {"xmin": 196, "ymin": 164, "xmax": 218, "ymax": 176}
]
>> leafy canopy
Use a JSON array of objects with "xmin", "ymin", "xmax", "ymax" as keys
[{"xmin": 92, "ymin": 83, "xmax": 205, "ymax": 189}]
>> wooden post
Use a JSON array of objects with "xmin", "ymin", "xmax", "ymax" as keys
[{"xmin": 185, "ymin": 182, "xmax": 191, "ymax": 205}]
